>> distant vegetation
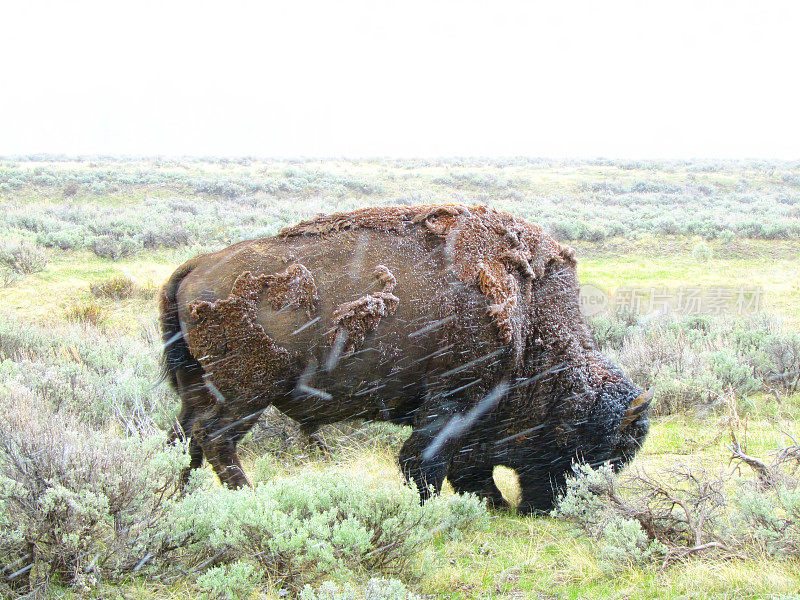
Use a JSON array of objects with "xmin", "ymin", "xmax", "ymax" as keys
[{"xmin": 1, "ymin": 156, "xmax": 799, "ymax": 266}]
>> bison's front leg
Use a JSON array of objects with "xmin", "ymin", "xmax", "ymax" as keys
[
  {"xmin": 399, "ymin": 433, "xmax": 447, "ymax": 503},
  {"xmin": 399, "ymin": 403, "xmax": 461, "ymax": 503},
  {"xmin": 515, "ymin": 457, "xmax": 571, "ymax": 515}
]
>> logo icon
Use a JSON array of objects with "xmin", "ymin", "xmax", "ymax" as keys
[{"xmin": 579, "ymin": 284, "xmax": 609, "ymax": 316}]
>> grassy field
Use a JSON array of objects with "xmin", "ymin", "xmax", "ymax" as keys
[{"xmin": 1, "ymin": 157, "xmax": 799, "ymax": 599}]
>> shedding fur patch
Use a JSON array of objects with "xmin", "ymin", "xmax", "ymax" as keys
[
  {"xmin": 261, "ymin": 263, "xmax": 318, "ymax": 316},
  {"xmin": 329, "ymin": 265, "xmax": 399, "ymax": 354},
  {"xmin": 282, "ymin": 204, "xmax": 571, "ymax": 350},
  {"xmin": 186, "ymin": 266, "xmax": 316, "ymax": 400},
  {"xmin": 476, "ymin": 263, "xmax": 519, "ymax": 345}
]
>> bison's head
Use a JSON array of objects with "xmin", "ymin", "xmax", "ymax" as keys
[
  {"xmin": 520, "ymin": 252, "xmax": 652, "ymax": 490},
  {"xmin": 583, "ymin": 357, "xmax": 653, "ymax": 471}
]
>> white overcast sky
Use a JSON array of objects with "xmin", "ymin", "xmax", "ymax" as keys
[{"xmin": 2, "ymin": 1, "xmax": 798, "ymax": 158}]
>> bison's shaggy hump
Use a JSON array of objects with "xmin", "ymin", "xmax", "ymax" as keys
[
  {"xmin": 187, "ymin": 265, "xmax": 316, "ymax": 401},
  {"xmin": 282, "ymin": 204, "xmax": 575, "ymax": 347}
]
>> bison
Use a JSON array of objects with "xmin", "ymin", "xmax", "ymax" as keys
[{"xmin": 160, "ymin": 204, "xmax": 651, "ymax": 513}]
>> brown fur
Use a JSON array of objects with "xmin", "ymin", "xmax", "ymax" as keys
[{"xmin": 261, "ymin": 263, "xmax": 318, "ymax": 316}]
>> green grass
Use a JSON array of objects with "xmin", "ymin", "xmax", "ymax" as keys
[
  {"xmin": 421, "ymin": 523, "xmax": 800, "ymax": 599},
  {"xmin": 1, "ymin": 250, "xmax": 176, "ymax": 329},
  {"xmin": 577, "ymin": 242, "xmax": 800, "ymax": 327}
]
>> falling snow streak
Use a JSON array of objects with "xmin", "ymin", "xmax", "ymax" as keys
[
  {"xmin": 421, "ymin": 381, "xmax": 509, "ymax": 461},
  {"xmin": 408, "ymin": 315, "xmax": 456, "ymax": 338}
]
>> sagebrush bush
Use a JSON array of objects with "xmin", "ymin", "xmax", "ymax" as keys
[
  {"xmin": 139, "ymin": 224, "xmax": 191, "ymax": 249},
  {"xmin": 90, "ymin": 274, "xmax": 136, "ymax": 299},
  {"xmin": 65, "ymin": 301, "xmax": 105, "ymax": 325},
  {"xmin": 552, "ymin": 464, "xmax": 668, "ymax": 570},
  {"xmin": 0, "ymin": 242, "xmax": 48, "ymax": 274},
  {"xmin": 589, "ymin": 312, "xmax": 800, "ymax": 416},
  {"xmin": 763, "ymin": 332, "xmax": 800, "ymax": 394},
  {"xmin": 710, "ymin": 349, "xmax": 762, "ymax": 394},
  {"xmin": 0, "ymin": 388, "xmax": 186, "ymax": 593},
  {"xmin": 37, "ymin": 228, "xmax": 84, "ymax": 250},
  {"xmin": 62, "ymin": 181, "xmax": 79, "ymax": 197},
  {"xmin": 0, "ymin": 315, "xmax": 175, "ymax": 429},
  {"xmin": 587, "ymin": 310, "xmax": 637, "ymax": 351},
  {"xmin": 651, "ymin": 371, "xmax": 724, "ymax": 415},
  {"xmin": 692, "ymin": 241, "xmax": 713, "ymax": 261},
  {"xmin": 0, "ymin": 268, "xmax": 22, "ymax": 288},
  {"xmin": 301, "ymin": 578, "xmax": 420, "ymax": 600},
  {"xmin": 195, "ymin": 560, "xmax": 264, "ymax": 600},
  {"xmin": 597, "ymin": 517, "xmax": 667, "ymax": 567},
  {"xmin": 244, "ymin": 405, "xmax": 309, "ymax": 460},
  {"xmin": 555, "ymin": 437, "xmax": 800, "ymax": 569},
  {"xmin": 731, "ymin": 484, "xmax": 800, "ymax": 557},
  {"xmin": 90, "ymin": 236, "xmax": 141, "ymax": 260},
  {"xmin": 170, "ymin": 470, "xmax": 487, "ymax": 590}
]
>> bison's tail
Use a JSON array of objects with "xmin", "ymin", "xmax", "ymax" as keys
[{"xmin": 158, "ymin": 259, "xmax": 201, "ymax": 392}]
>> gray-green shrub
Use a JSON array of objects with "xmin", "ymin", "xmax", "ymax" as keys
[
  {"xmin": 0, "ymin": 388, "xmax": 186, "ymax": 592},
  {"xmin": 169, "ymin": 471, "xmax": 487, "ymax": 591},
  {"xmin": 195, "ymin": 560, "xmax": 264, "ymax": 600},
  {"xmin": 0, "ymin": 242, "xmax": 48, "ymax": 274},
  {"xmin": 731, "ymin": 484, "xmax": 800, "ymax": 558},
  {"xmin": 90, "ymin": 274, "xmax": 137, "ymax": 299},
  {"xmin": 0, "ymin": 269, "xmax": 22, "ymax": 288},
  {"xmin": 91, "ymin": 235, "xmax": 142, "ymax": 260},
  {"xmin": 552, "ymin": 464, "xmax": 667, "ymax": 569},
  {"xmin": 555, "ymin": 450, "xmax": 800, "ymax": 569},
  {"xmin": 692, "ymin": 241, "xmax": 713, "ymax": 261},
  {"xmin": 301, "ymin": 578, "xmax": 420, "ymax": 600},
  {"xmin": 589, "ymin": 312, "xmax": 800, "ymax": 416},
  {"xmin": 0, "ymin": 315, "xmax": 175, "ymax": 429}
]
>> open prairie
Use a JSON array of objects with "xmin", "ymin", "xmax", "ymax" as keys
[{"xmin": 1, "ymin": 156, "xmax": 799, "ymax": 599}]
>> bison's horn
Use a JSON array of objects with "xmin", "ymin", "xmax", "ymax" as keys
[{"xmin": 619, "ymin": 387, "xmax": 654, "ymax": 432}]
